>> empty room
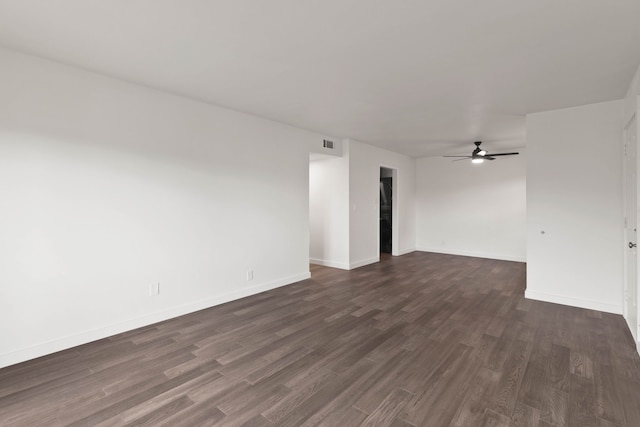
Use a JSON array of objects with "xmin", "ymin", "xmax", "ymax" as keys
[{"xmin": 1, "ymin": 1, "xmax": 640, "ymax": 426}]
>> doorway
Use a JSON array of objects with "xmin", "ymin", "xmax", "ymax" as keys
[
  {"xmin": 624, "ymin": 115, "xmax": 638, "ymax": 344},
  {"xmin": 379, "ymin": 167, "xmax": 396, "ymax": 255}
]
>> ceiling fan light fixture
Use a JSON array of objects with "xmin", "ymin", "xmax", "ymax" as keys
[{"xmin": 443, "ymin": 141, "xmax": 519, "ymax": 163}]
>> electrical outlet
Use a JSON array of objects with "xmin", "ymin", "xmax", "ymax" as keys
[{"xmin": 246, "ymin": 270, "xmax": 254, "ymax": 281}]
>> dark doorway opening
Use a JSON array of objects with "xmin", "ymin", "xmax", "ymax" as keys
[{"xmin": 380, "ymin": 168, "xmax": 393, "ymax": 254}]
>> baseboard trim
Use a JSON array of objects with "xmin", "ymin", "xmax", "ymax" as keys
[
  {"xmin": 394, "ymin": 248, "xmax": 415, "ymax": 256},
  {"xmin": 623, "ymin": 322, "xmax": 640, "ymax": 356},
  {"xmin": 0, "ymin": 271, "xmax": 311, "ymax": 369},
  {"xmin": 349, "ymin": 257, "xmax": 380, "ymax": 270},
  {"xmin": 524, "ymin": 290, "xmax": 623, "ymax": 315},
  {"xmin": 415, "ymin": 247, "xmax": 526, "ymax": 263},
  {"xmin": 309, "ymin": 258, "xmax": 350, "ymax": 270}
]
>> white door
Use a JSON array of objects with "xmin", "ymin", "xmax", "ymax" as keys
[{"xmin": 624, "ymin": 115, "xmax": 638, "ymax": 343}]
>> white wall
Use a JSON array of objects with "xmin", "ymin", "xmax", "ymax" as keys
[
  {"xmin": 0, "ymin": 47, "xmax": 328, "ymax": 368},
  {"xmin": 309, "ymin": 150, "xmax": 350, "ymax": 269},
  {"xmin": 526, "ymin": 100, "xmax": 624, "ymax": 314},
  {"xmin": 348, "ymin": 140, "xmax": 416, "ymax": 268},
  {"xmin": 415, "ymin": 153, "xmax": 526, "ymax": 262},
  {"xmin": 625, "ymin": 62, "xmax": 640, "ymax": 124}
]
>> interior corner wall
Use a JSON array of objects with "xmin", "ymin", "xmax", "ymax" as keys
[
  {"xmin": 526, "ymin": 100, "xmax": 624, "ymax": 314},
  {"xmin": 415, "ymin": 154, "xmax": 526, "ymax": 262},
  {"xmin": 347, "ymin": 140, "xmax": 416, "ymax": 269},
  {"xmin": 309, "ymin": 151, "xmax": 350, "ymax": 269},
  {"xmin": 0, "ymin": 47, "xmax": 321, "ymax": 368}
]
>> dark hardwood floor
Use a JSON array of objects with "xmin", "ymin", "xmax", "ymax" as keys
[{"xmin": 1, "ymin": 252, "xmax": 639, "ymax": 426}]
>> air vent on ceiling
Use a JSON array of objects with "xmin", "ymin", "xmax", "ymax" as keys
[{"xmin": 323, "ymin": 139, "xmax": 334, "ymax": 149}]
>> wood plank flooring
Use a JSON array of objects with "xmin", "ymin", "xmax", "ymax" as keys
[{"xmin": 1, "ymin": 252, "xmax": 639, "ymax": 426}]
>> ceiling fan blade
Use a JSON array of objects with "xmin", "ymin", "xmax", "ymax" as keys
[
  {"xmin": 486, "ymin": 152, "xmax": 519, "ymax": 157},
  {"xmin": 483, "ymin": 156, "xmax": 496, "ymax": 160}
]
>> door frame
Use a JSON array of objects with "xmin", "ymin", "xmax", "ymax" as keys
[{"xmin": 623, "ymin": 113, "xmax": 639, "ymax": 347}]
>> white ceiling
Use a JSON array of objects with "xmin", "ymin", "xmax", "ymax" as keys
[{"xmin": 0, "ymin": 1, "xmax": 639, "ymax": 157}]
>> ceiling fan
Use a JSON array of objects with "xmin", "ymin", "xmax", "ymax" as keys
[{"xmin": 444, "ymin": 141, "xmax": 519, "ymax": 164}]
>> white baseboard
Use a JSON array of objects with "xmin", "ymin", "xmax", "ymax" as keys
[
  {"xmin": 415, "ymin": 247, "xmax": 526, "ymax": 263},
  {"xmin": 350, "ymin": 257, "xmax": 380, "ymax": 270},
  {"xmin": 394, "ymin": 248, "xmax": 415, "ymax": 256},
  {"xmin": 0, "ymin": 272, "xmax": 310, "ymax": 369},
  {"xmin": 309, "ymin": 258, "xmax": 350, "ymax": 270},
  {"xmin": 524, "ymin": 290, "xmax": 623, "ymax": 315},
  {"xmin": 313, "ymin": 254, "xmax": 416, "ymax": 270}
]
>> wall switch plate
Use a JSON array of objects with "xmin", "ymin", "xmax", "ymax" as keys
[
  {"xmin": 149, "ymin": 282, "xmax": 160, "ymax": 296},
  {"xmin": 247, "ymin": 270, "xmax": 254, "ymax": 281}
]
